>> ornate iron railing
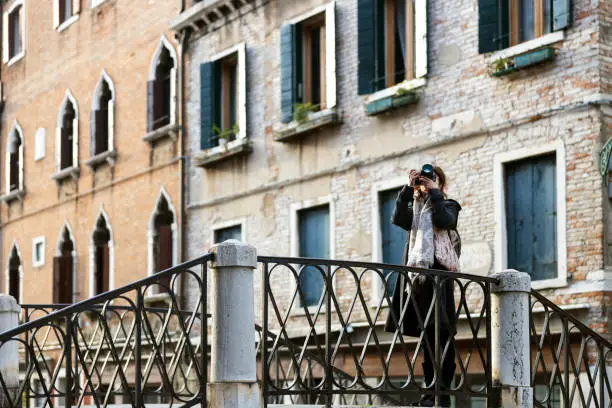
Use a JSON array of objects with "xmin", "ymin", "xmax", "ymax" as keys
[
  {"xmin": 0, "ymin": 253, "xmax": 212, "ymax": 408},
  {"xmin": 530, "ymin": 290, "xmax": 612, "ymax": 408},
  {"xmin": 258, "ymin": 256, "xmax": 496, "ymax": 406}
]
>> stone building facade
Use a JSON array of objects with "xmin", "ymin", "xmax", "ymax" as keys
[{"xmin": 0, "ymin": 0, "xmax": 185, "ymax": 305}]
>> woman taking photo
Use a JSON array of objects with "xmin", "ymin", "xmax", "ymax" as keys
[{"xmin": 384, "ymin": 165, "xmax": 462, "ymax": 407}]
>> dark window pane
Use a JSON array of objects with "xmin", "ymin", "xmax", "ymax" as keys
[
  {"xmin": 214, "ymin": 225, "xmax": 242, "ymax": 243},
  {"xmin": 519, "ymin": 0, "xmax": 535, "ymax": 42},
  {"xmin": 298, "ymin": 205, "xmax": 329, "ymax": 307}
]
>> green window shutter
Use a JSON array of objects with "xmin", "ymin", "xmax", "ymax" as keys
[
  {"xmin": 200, "ymin": 62, "xmax": 216, "ymax": 150},
  {"xmin": 478, "ymin": 0, "xmax": 508, "ymax": 53},
  {"xmin": 552, "ymin": 0, "xmax": 571, "ymax": 31},
  {"xmin": 357, "ymin": 0, "xmax": 375, "ymax": 95},
  {"xmin": 280, "ymin": 23, "xmax": 295, "ymax": 123}
]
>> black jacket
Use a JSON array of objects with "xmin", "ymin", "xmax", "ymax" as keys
[{"xmin": 384, "ymin": 185, "xmax": 462, "ymax": 337}]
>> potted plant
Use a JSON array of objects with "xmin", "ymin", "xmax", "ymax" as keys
[{"xmin": 293, "ymin": 102, "xmax": 319, "ymax": 125}]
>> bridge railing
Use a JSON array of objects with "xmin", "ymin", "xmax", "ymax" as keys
[{"xmin": 0, "ymin": 253, "xmax": 212, "ymax": 408}]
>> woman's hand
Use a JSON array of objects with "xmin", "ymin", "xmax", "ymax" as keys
[
  {"xmin": 408, "ymin": 170, "xmax": 419, "ymax": 187},
  {"xmin": 420, "ymin": 176, "xmax": 439, "ymax": 192}
]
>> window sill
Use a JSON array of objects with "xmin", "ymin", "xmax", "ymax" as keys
[
  {"xmin": 56, "ymin": 14, "xmax": 79, "ymax": 32},
  {"xmin": 194, "ymin": 138, "xmax": 253, "ymax": 168},
  {"xmin": 274, "ymin": 109, "xmax": 341, "ymax": 143},
  {"xmin": 0, "ymin": 189, "xmax": 24, "ymax": 203},
  {"xmin": 489, "ymin": 30, "xmax": 565, "ymax": 61},
  {"xmin": 490, "ymin": 47, "xmax": 556, "ymax": 77},
  {"xmin": 52, "ymin": 166, "xmax": 80, "ymax": 183},
  {"xmin": 142, "ymin": 123, "xmax": 180, "ymax": 145},
  {"xmin": 85, "ymin": 150, "xmax": 117, "ymax": 170},
  {"xmin": 6, "ymin": 51, "xmax": 25, "ymax": 67},
  {"xmin": 531, "ymin": 277, "xmax": 568, "ymax": 291},
  {"xmin": 364, "ymin": 78, "xmax": 425, "ymax": 116}
]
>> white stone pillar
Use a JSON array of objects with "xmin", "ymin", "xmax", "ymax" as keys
[
  {"xmin": 0, "ymin": 295, "xmax": 20, "ymax": 408},
  {"xmin": 490, "ymin": 270, "xmax": 533, "ymax": 408},
  {"xmin": 209, "ymin": 240, "xmax": 261, "ymax": 408}
]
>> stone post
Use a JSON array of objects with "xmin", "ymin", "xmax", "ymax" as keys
[
  {"xmin": 490, "ymin": 270, "xmax": 533, "ymax": 408},
  {"xmin": 209, "ymin": 240, "xmax": 261, "ymax": 408},
  {"xmin": 0, "ymin": 295, "xmax": 20, "ymax": 408}
]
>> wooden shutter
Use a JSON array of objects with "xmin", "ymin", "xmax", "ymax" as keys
[
  {"xmin": 414, "ymin": 0, "xmax": 428, "ymax": 78},
  {"xmin": 380, "ymin": 189, "xmax": 403, "ymax": 296},
  {"xmin": 478, "ymin": 0, "xmax": 507, "ymax": 53},
  {"xmin": 325, "ymin": 2, "xmax": 337, "ymax": 109},
  {"xmin": 157, "ymin": 224, "xmax": 173, "ymax": 290},
  {"xmin": 61, "ymin": 256, "xmax": 73, "ymax": 303},
  {"xmin": 60, "ymin": 128, "xmax": 72, "ymax": 169},
  {"xmin": 9, "ymin": 267, "xmax": 19, "ymax": 303},
  {"xmin": 102, "ymin": 244, "xmax": 110, "ymax": 293},
  {"xmin": 2, "ymin": 12, "xmax": 8, "ymax": 62},
  {"xmin": 552, "ymin": 0, "xmax": 571, "ymax": 31},
  {"xmin": 357, "ymin": 0, "xmax": 375, "ymax": 94},
  {"xmin": 153, "ymin": 79, "xmax": 168, "ymax": 129},
  {"xmin": 53, "ymin": 257, "xmax": 62, "ymax": 304},
  {"xmin": 147, "ymin": 80, "xmax": 155, "ymax": 132},
  {"xmin": 95, "ymin": 109, "xmax": 108, "ymax": 154},
  {"xmin": 298, "ymin": 206, "xmax": 329, "ymax": 307},
  {"xmin": 280, "ymin": 23, "xmax": 296, "ymax": 123},
  {"xmin": 200, "ymin": 62, "xmax": 215, "ymax": 149},
  {"xmin": 72, "ymin": 0, "xmax": 80, "ymax": 15}
]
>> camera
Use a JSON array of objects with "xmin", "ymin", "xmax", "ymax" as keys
[{"xmin": 414, "ymin": 164, "xmax": 436, "ymax": 185}]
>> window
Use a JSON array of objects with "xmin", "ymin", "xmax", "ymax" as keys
[
  {"xmin": 152, "ymin": 195, "xmax": 175, "ymax": 290},
  {"xmin": 5, "ymin": 122, "xmax": 24, "ymax": 194},
  {"xmin": 147, "ymin": 38, "xmax": 177, "ymax": 132},
  {"xmin": 378, "ymin": 188, "xmax": 403, "ymax": 297},
  {"xmin": 92, "ymin": 215, "xmax": 111, "ymax": 296},
  {"xmin": 91, "ymin": 73, "xmax": 115, "ymax": 156},
  {"xmin": 57, "ymin": 91, "xmax": 79, "ymax": 171},
  {"xmin": 214, "ymin": 225, "xmax": 242, "ymax": 244},
  {"xmin": 200, "ymin": 43, "xmax": 247, "ymax": 149},
  {"xmin": 280, "ymin": 4, "xmax": 336, "ymax": 123},
  {"xmin": 32, "ymin": 236, "xmax": 45, "ymax": 268},
  {"xmin": 3, "ymin": 1, "xmax": 24, "ymax": 64},
  {"xmin": 357, "ymin": 0, "xmax": 427, "ymax": 95},
  {"xmin": 53, "ymin": 0, "xmax": 80, "ymax": 30},
  {"xmin": 54, "ymin": 227, "xmax": 74, "ymax": 304},
  {"xmin": 478, "ymin": 0, "xmax": 571, "ymax": 53},
  {"xmin": 7, "ymin": 245, "xmax": 21, "ymax": 303},
  {"xmin": 297, "ymin": 205, "xmax": 330, "ymax": 307}
]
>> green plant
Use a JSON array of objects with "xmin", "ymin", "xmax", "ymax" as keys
[
  {"xmin": 491, "ymin": 57, "xmax": 514, "ymax": 73},
  {"xmin": 395, "ymin": 87, "xmax": 414, "ymax": 97},
  {"xmin": 212, "ymin": 123, "xmax": 240, "ymax": 144},
  {"xmin": 293, "ymin": 102, "xmax": 319, "ymax": 124}
]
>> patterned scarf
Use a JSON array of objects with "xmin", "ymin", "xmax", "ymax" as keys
[{"xmin": 406, "ymin": 197, "xmax": 460, "ymax": 272}]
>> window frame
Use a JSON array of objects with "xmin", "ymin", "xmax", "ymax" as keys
[
  {"xmin": 56, "ymin": 89, "xmax": 80, "ymax": 173},
  {"xmin": 90, "ymin": 70, "xmax": 116, "ymax": 158},
  {"xmin": 290, "ymin": 195, "xmax": 336, "ymax": 313},
  {"xmin": 211, "ymin": 218, "xmax": 246, "ymax": 246},
  {"xmin": 5, "ymin": 242, "xmax": 22, "ymax": 303},
  {"xmin": 53, "ymin": 0, "xmax": 79, "ymax": 32},
  {"xmin": 88, "ymin": 207, "xmax": 114, "ymax": 297},
  {"xmin": 147, "ymin": 188, "xmax": 178, "ymax": 278},
  {"xmin": 147, "ymin": 36, "xmax": 178, "ymax": 133},
  {"xmin": 371, "ymin": 177, "xmax": 407, "ymax": 306},
  {"xmin": 5, "ymin": 121, "xmax": 24, "ymax": 195},
  {"xmin": 3, "ymin": 0, "xmax": 25, "ymax": 66},
  {"xmin": 56, "ymin": 223, "xmax": 77, "ymax": 304},
  {"xmin": 494, "ymin": 140, "xmax": 567, "ymax": 290},
  {"xmin": 32, "ymin": 236, "xmax": 45, "ymax": 268}
]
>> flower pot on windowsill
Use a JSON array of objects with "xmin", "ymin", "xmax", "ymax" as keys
[
  {"xmin": 365, "ymin": 89, "xmax": 419, "ymax": 116},
  {"xmin": 274, "ymin": 108, "xmax": 342, "ymax": 143},
  {"xmin": 490, "ymin": 47, "xmax": 556, "ymax": 77}
]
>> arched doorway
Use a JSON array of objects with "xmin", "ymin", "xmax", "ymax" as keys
[
  {"xmin": 54, "ymin": 226, "xmax": 74, "ymax": 304},
  {"xmin": 7, "ymin": 245, "xmax": 21, "ymax": 303},
  {"xmin": 92, "ymin": 215, "xmax": 111, "ymax": 296}
]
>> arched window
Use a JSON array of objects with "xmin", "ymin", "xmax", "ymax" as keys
[
  {"xmin": 54, "ymin": 225, "xmax": 75, "ymax": 304},
  {"xmin": 147, "ymin": 37, "xmax": 177, "ymax": 132},
  {"xmin": 91, "ymin": 71, "xmax": 115, "ymax": 157},
  {"xmin": 5, "ymin": 121, "xmax": 23, "ymax": 193},
  {"xmin": 148, "ymin": 189, "xmax": 178, "ymax": 293},
  {"xmin": 92, "ymin": 214, "xmax": 111, "ymax": 296},
  {"xmin": 7, "ymin": 244, "xmax": 21, "ymax": 304},
  {"xmin": 57, "ymin": 90, "xmax": 79, "ymax": 171}
]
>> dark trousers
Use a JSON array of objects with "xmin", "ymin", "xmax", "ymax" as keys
[{"xmin": 422, "ymin": 327, "xmax": 456, "ymax": 391}]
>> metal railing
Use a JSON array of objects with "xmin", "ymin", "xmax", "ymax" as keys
[
  {"xmin": 259, "ymin": 256, "xmax": 496, "ymax": 406},
  {"xmin": 0, "ymin": 253, "xmax": 212, "ymax": 408},
  {"xmin": 530, "ymin": 290, "xmax": 612, "ymax": 408}
]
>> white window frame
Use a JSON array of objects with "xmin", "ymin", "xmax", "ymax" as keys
[
  {"xmin": 32, "ymin": 236, "xmax": 45, "ymax": 268},
  {"xmin": 5, "ymin": 241, "xmax": 23, "ymax": 302},
  {"xmin": 147, "ymin": 187, "xmax": 179, "ymax": 278},
  {"xmin": 91, "ymin": 0, "xmax": 107, "ymax": 8},
  {"xmin": 88, "ymin": 206, "xmax": 115, "ymax": 297},
  {"xmin": 290, "ymin": 195, "xmax": 336, "ymax": 313},
  {"xmin": 211, "ymin": 218, "xmax": 247, "ymax": 245},
  {"xmin": 34, "ymin": 128, "xmax": 46, "ymax": 161},
  {"xmin": 57, "ymin": 222, "xmax": 77, "ymax": 303},
  {"xmin": 148, "ymin": 35, "xmax": 178, "ymax": 128},
  {"xmin": 371, "ymin": 176, "xmax": 407, "ymax": 306},
  {"xmin": 203, "ymin": 42, "xmax": 248, "ymax": 155},
  {"xmin": 53, "ymin": 0, "xmax": 80, "ymax": 32},
  {"xmin": 56, "ymin": 89, "xmax": 79, "ymax": 172},
  {"xmin": 5, "ymin": 120, "xmax": 24, "ymax": 194},
  {"xmin": 3, "ymin": 0, "xmax": 25, "ymax": 66},
  {"xmin": 494, "ymin": 140, "xmax": 567, "ymax": 290},
  {"xmin": 288, "ymin": 1, "xmax": 337, "ymax": 110},
  {"xmin": 91, "ymin": 70, "xmax": 116, "ymax": 155}
]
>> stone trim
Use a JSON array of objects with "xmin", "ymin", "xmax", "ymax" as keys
[
  {"xmin": 0, "ymin": 189, "xmax": 24, "ymax": 203},
  {"xmin": 85, "ymin": 150, "xmax": 117, "ymax": 170},
  {"xmin": 193, "ymin": 138, "xmax": 252, "ymax": 168},
  {"xmin": 142, "ymin": 123, "xmax": 180, "ymax": 145},
  {"xmin": 274, "ymin": 109, "xmax": 341, "ymax": 142},
  {"xmin": 52, "ymin": 166, "xmax": 80, "ymax": 183}
]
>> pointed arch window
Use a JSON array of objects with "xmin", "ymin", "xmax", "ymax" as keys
[
  {"xmin": 54, "ymin": 91, "xmax": 80, "ymax": 181},
  {"xmin": 54, "ymin": 226, "xmax": 75, "ymax": 304},
  {"xmin": 146, "ymin": 38, "xmax": 177, "ymax": 136},
  {"xmin": 92, "ymin": 215, "xmax": 111, "ymax": 296},
  {"xmin": 6, "ymin": 122, "xmax": 23, "ymax": 193},
  {"xmin": 7, "ymin": 245, "xmax": 21, "ymax": 304},
  {"xmin": 87, "ymin": 72, "xmax": 116, "ymax": 168},
  {"xmin": 148, "ymin": 190, "xmax": 178, "ymax": 297}
]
